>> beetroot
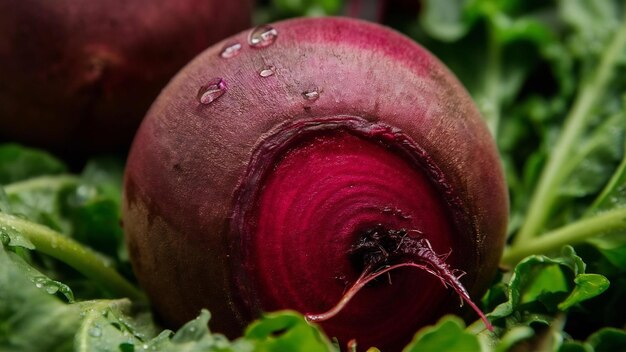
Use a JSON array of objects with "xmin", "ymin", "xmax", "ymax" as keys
[
  {"xmin": 0, "ymin": 0, "xmax": 250, "ymax": 154},
  {"xmin": 123, "ymin": 17, "xmax": 508, "ymax": 350}
]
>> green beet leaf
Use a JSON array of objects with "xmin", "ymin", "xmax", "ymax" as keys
[
  {"xmin": 403, "ymin": 316, "xmax": 481, "ymax": 352},
  {"xmin": 490, "ymin": 247, "xmax": 608, "ymax": 324},
  {"xmin": 0, "ymin": 144, "xmax": 67, "ymax": 184},
  {"xmin": 245, "ymin": 311, "xmax": 336, "ymax": 352},
  {"xmin": 0, "ymin": 244, "xmax": 81, "ymax": 351},
  {"xmin": 558, "ymin": 274, "xmax": 610, "ymax": 310},
  {"xmin": 587, "ymin": 328, "xmax": 626, "ymax": 352}
]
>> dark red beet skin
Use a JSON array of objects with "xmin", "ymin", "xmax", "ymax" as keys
[
  {"xmin": 123, "ymin": 17, "xmax": 508, "ymax": 350},
  {"xmin": 0, "ymin": 0, "xmax": 250, "ymax": 154}
]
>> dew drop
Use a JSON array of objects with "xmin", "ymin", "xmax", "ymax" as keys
[
  {"xmin": 33, "ymin": 277, "xmax": 46, "ymax": 289},
  {"xmin": 248, "ymin": 25, "xmax": 278, "ymax": 48},
  {"xmin": 220, "ymin": 42, "xmax": 242, "ymax": 59},
  {"xmin": 197, "ymin": 78, "xmax": 227, "ymax": 105},
  {"xmin": 259, "ymin": 66, "xmax": 275, "ymax": 78},
  {"xmin": 45, "ymin": 283, "xmax": 59, "ymax": 295},
  {"xmin": 302, "ymin": 90, "xmax": 320, "ymax": 101},
  {"xmin": 60, "ymin": 286, "xmax": 75, "ymax": 303},
  {"xmin": 88, "ymin": 327, "xmax": 102, "ymax": 338},
  {"xmin": 74, "ymin": 185, "xmax": 97, "ymax": 204}
]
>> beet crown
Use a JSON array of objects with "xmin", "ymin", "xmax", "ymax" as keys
[{"xmin": 123, "ymin": 17, "xmax": 508, "ymax": 351}]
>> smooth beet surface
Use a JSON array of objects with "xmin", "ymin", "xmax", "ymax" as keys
[
  {"xmin": 123, "ymin": 17, "xmax": 508, "ymax": 350},
  {"xmin": 0, "ymin": 0, "xmax": 250, "ymax": 154}
]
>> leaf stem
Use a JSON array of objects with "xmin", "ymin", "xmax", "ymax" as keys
[
  {"xmin": 3, "ymin": 174, "xmax": 80, "ymax": 194},
  {"xmin": 515, "ymin": 13, "xmax": 626, "ymax": 244},
  {"xmin": 503, "ymin": 208, "xmax": 626, "ymax": 266},
  {"xmin": 0, "ymin": 212, "xmax": 145, "ymax": 301}
]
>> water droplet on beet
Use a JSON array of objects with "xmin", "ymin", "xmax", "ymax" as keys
[
  {"xmin": 259, "ymin": 66, "xmax": 275, "ymax": 78},
  {"xmin": 197, "ymin": 78, "xmax": 227, "ymax": 105},
  {"xmin": 220, "ymin": 42, "xmax": 242, "ymax": 59},
  {"xmin": 248, "ymin": 25, "xmax": 278, "ymax": 48},
  {"xmin": 302, "ymin": 90, "xmax": 320, "ymax": 101}
]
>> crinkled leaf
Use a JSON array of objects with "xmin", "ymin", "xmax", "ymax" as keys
[
  {"xmin": 74, "ymin": 299, "xmax": 159, "ymax": 352},
  {"xmin": 3, "ymin": 157, "xmax": 126, "ymax": 259},
  {"xmin": 0, "ymin": 144, "xmax": 66, "ymax": 184},
  {"xmin": 0, "ymin": 222, "xmax": 34, "ymax": 250},
  {"xmin": 0, "ymin": 245, "xmax": 81, "ymax": 351},
  {"xmin": 558, "ymin": 274, "xmax": 610, "ymax": 310},
  {"xmin": 61, "ymin": 185, "xmax": 123, "ymax": 257},
  {"xmin": 7, "ymin": 251, "xmax": 74, "ymax": 303},
  {"xmin": 0, "ymin": 157, "xmax": 130, "ymax": 301},
  {"xmin": 490, "ymin": 247, "xmax": 604, "ymax": 323},
  {"xmin": 66, "ymin": 158, "xmax": 128, "ymax": 273},
  {"xmin": 9, "ymin": 191, "xmax": 67, "ymax": 232},
  {"xmin": 519, "ymin": 263, "xmax": 569, "ymax": 306},
  {"xmin": 140, "ymin": 310, "xmax": 251, "ymax": 352},
  {"xmin": 403, "ymin": 316, "xmax": 480, "ymax": 352},
  {"xmin": 2, "ymin": 240, "xmax": 245, "ymax": 352},
  {"xmin": 245, "ymin": 311, "xmax": 335, "ymax": 352},
  {"xmin": 3, "ymin": 175, "xmax": 77, "ymax": 233}
]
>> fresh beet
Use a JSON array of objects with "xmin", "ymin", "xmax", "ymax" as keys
[
  {"xmin": 0, "ymin": 0, "xmax": 250, "ymax": 154},
  {"xmin": 123, "ymin": 17, "xmax": 508, "ymax": 350}
]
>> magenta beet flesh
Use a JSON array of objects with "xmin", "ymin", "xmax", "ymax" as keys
[
  {"xmin": 123, "ymin": 17, "xmax": 508, "ymax": 350},
  {"xmin": 235, "ymin": 120, "xmax": 463, "ymax": 348}
]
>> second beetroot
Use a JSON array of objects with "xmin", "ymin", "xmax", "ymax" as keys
[{"xmin": 0, "ymin": 0, "xmax": 251, "ymax": 154}]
